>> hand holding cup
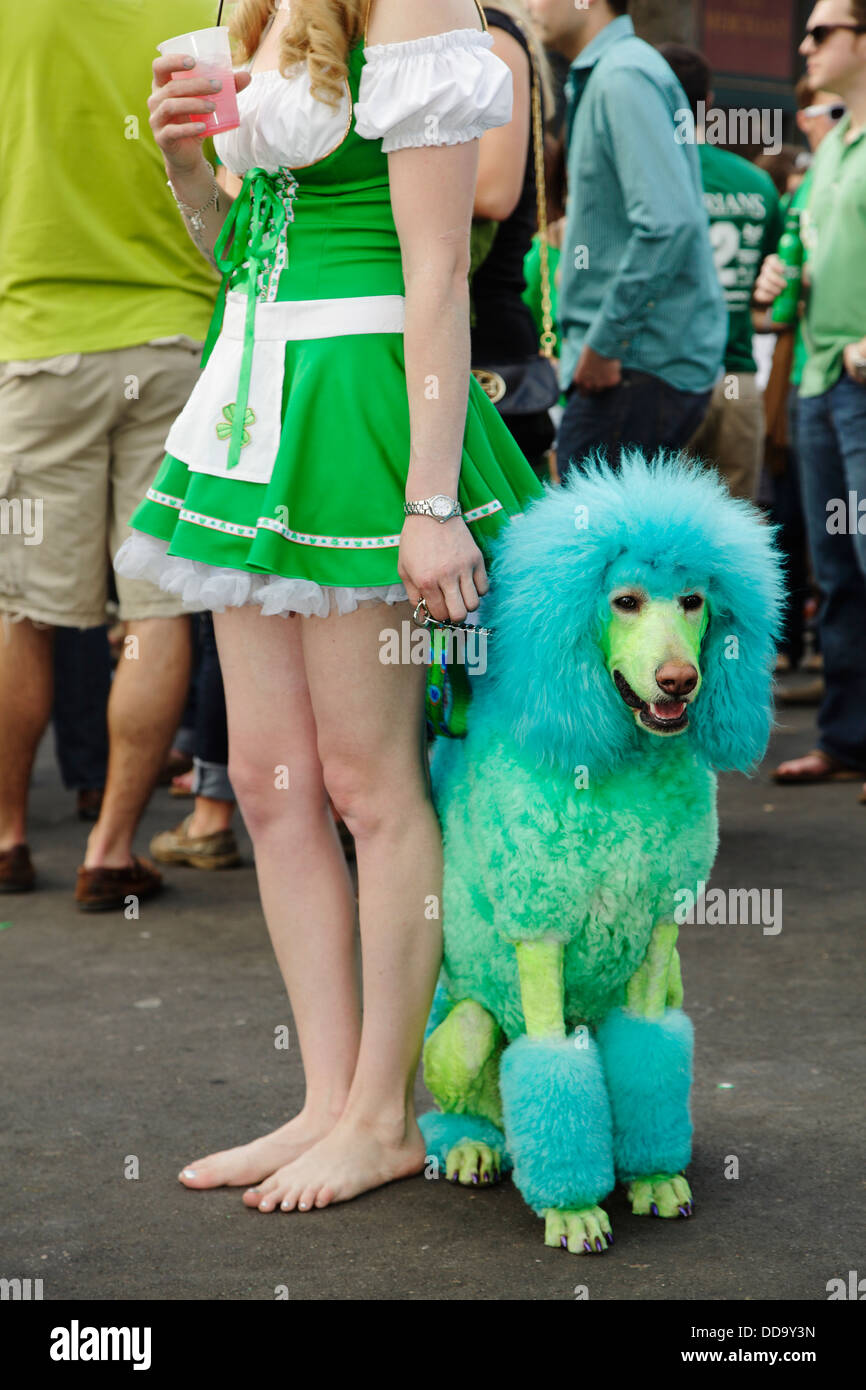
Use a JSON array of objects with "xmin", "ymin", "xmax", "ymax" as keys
[{"xmin": 150, "ymin": 27, "xmax": 251, "ymax": 174}]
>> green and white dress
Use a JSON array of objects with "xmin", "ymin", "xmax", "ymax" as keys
[{"xmin": 114, "ymin": 17, "xmax": 545, "ymax": 618}]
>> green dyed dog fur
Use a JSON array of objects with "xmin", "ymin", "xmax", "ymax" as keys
[{"xmin": 420, "ymin": 454, "xmax": 784, "ymax": 1248}]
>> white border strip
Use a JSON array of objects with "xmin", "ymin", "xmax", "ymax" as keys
[
  {"xmin": 222, "ymin": 289, "xmax": 406, "ymax": 341},
  {"xmin": 146, "ymin": 487, "xmax": 503, "ymax": 549}
]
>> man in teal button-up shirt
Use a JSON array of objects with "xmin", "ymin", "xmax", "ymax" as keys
[{"xmin": 530, "ymin": 0, "xmax": 726, "ymax": 477}]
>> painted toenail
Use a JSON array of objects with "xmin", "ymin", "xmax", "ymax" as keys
[
  {"xmin": 181, "ymin": 1169, "xmax": 197, "ymax": 1178},
  {"xmin": 281, "ymin": 1200, "xmax": 290, "ymax": 1210},
  {"xmin": 299, "ymin": 1201, "xmax": 308, "ymax": 1209},
  {"xmin": 259, "ymin": 1200, "xmax": 269, "ymax": 1210}
]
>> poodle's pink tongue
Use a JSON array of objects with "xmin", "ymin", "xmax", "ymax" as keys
[{"xmin": 651, "ymin": 700, "xmax": 686, "ymax": 721}]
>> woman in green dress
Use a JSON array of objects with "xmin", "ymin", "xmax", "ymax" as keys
[{"xmin": 116, "ymin": 0, "xmax": 544, "ymax": 1213}]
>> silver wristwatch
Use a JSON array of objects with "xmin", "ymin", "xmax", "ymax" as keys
[{"xmin": 403, "ymin": 494, "xmax": 463, "ymax": 523}]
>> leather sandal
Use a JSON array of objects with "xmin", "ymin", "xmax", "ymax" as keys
[
  {"xmin": 0, "ymin": 844, "xmax": 36, "ymax": 893},
  {"xmin": 773, "ymin": 749, "xmax": 863, "ymax": 784},
  {"xmin": 156, "ymin": 750, "xmax": 193, "ymax": 787},
  {"xmin": 75, "ymin": 855, "xmax": 163, "ymax": 912}
]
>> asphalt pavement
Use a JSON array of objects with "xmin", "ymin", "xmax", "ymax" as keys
[{"xmin": 1, "ymin": 693, "xmax": 863, "ymax": 1302}]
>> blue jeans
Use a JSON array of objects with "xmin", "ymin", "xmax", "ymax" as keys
[
  {"xmin": 52, "ymin": 626, "xmax": 111, "ymax": 791},
  {"xmin": 796, "ymin": 371, "xmax": 866, "ymax": 772},
  {"xmin": 556, "ymin": 369, "xmax": 712, "ymax": 481},
  {"xmin": 191, "ymin": 612, "xmax": 234, "ymax": 803},
  {"xmin": 767, "ymin": 386, "xmax": 811, "ymax": 667}
]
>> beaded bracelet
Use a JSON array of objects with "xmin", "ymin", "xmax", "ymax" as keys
[{"xmin": 166, "ymin": 158, "xmax": 220, "ymax": 232}]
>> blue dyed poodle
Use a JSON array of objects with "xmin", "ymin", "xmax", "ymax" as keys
[{"xmin": 419, "ymin": 452, "xmax": 784, "ymax": 1254}]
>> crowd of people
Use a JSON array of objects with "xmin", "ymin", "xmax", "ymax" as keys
[{"xmin": 2, "ymin": 0, "xmax": 865, "ymax": 911}]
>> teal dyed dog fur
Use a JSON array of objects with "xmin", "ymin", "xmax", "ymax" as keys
[
  {"xmin": 422, "ymin": 453, "xmax": 785, "ymax": 1248},
  {"xmin": 595, "ymin": 1007, "xmax": 695, "ymax": 1182}
]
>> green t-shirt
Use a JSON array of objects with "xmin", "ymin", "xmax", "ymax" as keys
[
  {"xmin": 0, "ymin": 0, "xmax": 221, "ymax": 359},
  {"xmin": 698, "ymin": 143, "xmax": 784, "ymax": 375},
  {"xmin": 799, "ymin": 115, "xmax": 866, "ymax": 398}
]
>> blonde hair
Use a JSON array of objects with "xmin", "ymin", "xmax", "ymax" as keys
[{"xmin": 227, "ymin": 0, "xmax": 368, "ymax": 109}]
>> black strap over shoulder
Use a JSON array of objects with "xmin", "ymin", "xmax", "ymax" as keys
[{"xmin": 482, "ymin": 7, "xmax": 531, "ymax": 56}]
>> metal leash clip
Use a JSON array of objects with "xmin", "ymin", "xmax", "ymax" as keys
[{"xmin": 412, "ymin": 597, "xmax": 495, "ymax": 638}]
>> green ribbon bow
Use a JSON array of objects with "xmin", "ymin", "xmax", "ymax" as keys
[{"xmin": 209, "ymin": 167, "xmax": 298, "ymax": 471}]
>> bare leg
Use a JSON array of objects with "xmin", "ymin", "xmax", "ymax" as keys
[
  {"xmin": 0, "ymin": 617, "xmax": 54, "ymax": 850},
  {"xmin": 84, "ymin": 617, "xmax": 191, "ymax": 868},
  {"xmin": 245, "ymin": 599, "xmax": 441, "ymax": 1213},
  {"xmin": 178, "ymin": 606, "xmax": 361, "ymax": 1189},
  {"xmin": 186, "ymin": 795, "xmax": 234, "ymax": 837}
]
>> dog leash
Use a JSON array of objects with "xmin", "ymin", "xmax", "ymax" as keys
[{"xmin": 412, "ymin": 598, "xmax": 495, "ymax": 639}]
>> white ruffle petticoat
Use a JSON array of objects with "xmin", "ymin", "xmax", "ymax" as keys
[{"xmin": 114, "ymin": 532, "xmax": 409, "ymax": 619}]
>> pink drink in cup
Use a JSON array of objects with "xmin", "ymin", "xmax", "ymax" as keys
[{"xmin": 157, "ymin": 25, "xmax": 240, "ymax": 135}]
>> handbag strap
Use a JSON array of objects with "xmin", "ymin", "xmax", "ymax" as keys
[{"xmin": 507, "ymin": 13, "xmax": 556, "ymax": 362}]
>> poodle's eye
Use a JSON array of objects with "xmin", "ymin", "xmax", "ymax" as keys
[
  {"xmin": 681, "ymin": 594, "xmax": 704, "ymax": 612},
  {"xmin": 612, "ymin": 594, "xmax": 641, "ymax": 613}
]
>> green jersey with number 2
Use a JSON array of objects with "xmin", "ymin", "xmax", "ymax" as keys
[{"xmin": 698, "ymin": 143, "xmax": 784, "ymax": 376}]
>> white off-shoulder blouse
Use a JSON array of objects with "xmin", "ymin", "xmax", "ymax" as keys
[{"xmin": 214, "ymin": 26, "xmax": 512, "ymax": 174}]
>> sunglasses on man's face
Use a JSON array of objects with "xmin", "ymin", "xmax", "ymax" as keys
[
  {"xmin": 802, "ymin": 101, "xmax": 847, "ymax": 119},
  {"xmin": 804, "ymin": 22, "xmax": 866, "ymax": 47}
]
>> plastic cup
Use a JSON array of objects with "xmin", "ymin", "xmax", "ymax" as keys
[{"xmin": 157, "ymin": 26, "xmax": 240, "ymax": 135}]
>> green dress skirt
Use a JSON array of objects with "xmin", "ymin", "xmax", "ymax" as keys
[{"xmin": 114, "ymin": 36, "xmax": 545, "ymax": 618}]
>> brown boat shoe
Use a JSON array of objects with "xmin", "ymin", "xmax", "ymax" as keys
[
  {"xmin": 75, "ymin": 855, "xmax": 163, "ymax": 912},
  {"xmin": 149, "ymin": 815, "xmax": 241, "ymax": 870},
  {"xmin": 0, "ymin": 844, "xmax": 36, "ymax": 893}
]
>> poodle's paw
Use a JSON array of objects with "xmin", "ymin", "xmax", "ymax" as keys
[
  {"xmin": 627, "ymin": 1172, "xmax": 693, "ymax": 1218},
  {"xmin": 444, "ymin": 1140, "xmax": 503, "ymax": 1186},
  {"xmin": 544, "ymin": 1205, "xmax": 613, "ymax": 1254}
]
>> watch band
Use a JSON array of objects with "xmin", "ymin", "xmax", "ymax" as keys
[{"xmin": 404, "ymin": 494, "xmax": 463, "ymax": 523}]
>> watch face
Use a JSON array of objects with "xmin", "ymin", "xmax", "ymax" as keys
[{"xmin": 430, "ymin": 495, "xmax": 452, "ymax": 517}]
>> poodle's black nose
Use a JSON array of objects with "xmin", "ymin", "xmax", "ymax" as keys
[{"xmin": 655, "ymin": 663, "xmax": 698, "ymax": 697}]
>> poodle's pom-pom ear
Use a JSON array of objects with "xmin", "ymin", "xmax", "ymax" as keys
[
  {"xmin": 475, "ymin": 458, "xmax": 643, "ymax": 778},
  {"xmin": 687, "ymin": 498, "xmax": 787, "ymax": 773}
]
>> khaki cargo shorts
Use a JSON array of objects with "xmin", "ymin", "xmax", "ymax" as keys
[{"xmin": 0, "ymin": 340, "xmax": 203, "ymax": 628}]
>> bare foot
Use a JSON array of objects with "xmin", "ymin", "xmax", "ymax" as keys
[
  {"xmin": 242, "ymin": 1115, "xmax": 426, "ymax": 1212},
  {"xmin": 773, "ymin": 749, "xmax": 861, "ymax": 783},
  {"xmin": 178, "ymin": 1110, "xmax": 342, "ymax": 1190}
]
